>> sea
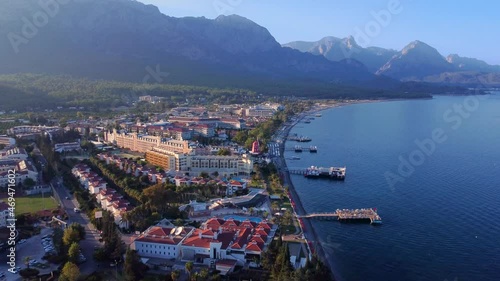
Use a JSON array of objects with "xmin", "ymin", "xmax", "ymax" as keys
[{"xmin": 285, "ymin": 93, "xmax": 500, "ymax": 281}]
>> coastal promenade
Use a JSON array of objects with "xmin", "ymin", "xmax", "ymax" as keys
[{"xmin": 272, "ymin": 108, "xmax": 336, "ymax": 280}]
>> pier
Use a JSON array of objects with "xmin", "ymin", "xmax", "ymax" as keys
[
  {"xmin": 288, "ymin": 135, "xmax": 312, "ymax": 142},
  {"xmin": 297, "ymin": 208, "xmax": 382, "ymax": 224},
  {"xmin": 287, "ymin": 146, "xmax": 318, "ymax": 152},
  {"xmin": 287, "ymin": 166, "xmax": 346, "ymax": 180}
]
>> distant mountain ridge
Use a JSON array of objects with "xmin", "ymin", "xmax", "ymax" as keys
[
  {"xmin": 283, "ymin": 36, "xmax": 397, "ymax": 72},
  {"xmin": 285, "ymin": 37, "xmax": 500, "ymax": 86},
  {"xmin": 0, "ymin": 0, "xmax": 388, "ymax": 92}
]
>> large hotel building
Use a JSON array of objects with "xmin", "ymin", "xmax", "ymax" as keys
[{"xmin": 105, "ymin": 130, "xmax": 253, "ymax": 176}]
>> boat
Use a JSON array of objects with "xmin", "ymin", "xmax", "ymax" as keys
[
  {"xmin": 294, "ymin": 145, "xmax": 303, "ymax": 152},
  {"xmin": 309, "ymin": 146, "xmax": 317, "ymax": 153},
  {"xmin": 315, "ymin": 113, "xmax": 322, "ymax": 117},
  {"xmin": 290, "ymin": 156, "xmax": 301, "ymax": 160},
  {"xmin": 304, "ymin": 120, "xmax": 311, "ymax": 124}
]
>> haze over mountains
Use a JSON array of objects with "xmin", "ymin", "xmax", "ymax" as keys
[
  {"xmin": 0, "ymin": 0, "xmax": 496, "ymax": 96},
  {"xmin": 284, "ymin": 37, "xmax": 500, "ymax": 86},
  {"xmin": 0, "ymin": 0, "xmax": 380, "ymax": 88}
]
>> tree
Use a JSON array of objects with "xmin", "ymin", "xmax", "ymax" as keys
[
  {"xmin": 217, "ymin": 148, "xmax": 231, "ymax": 156},
  {"xmin": 19, "ymin": 268, "xmax": 39, "ymax": 279},
  {"xmin": 24, "ymin": 256, "xmax": 31, "ymax": 269},
  {"xmin": 60, "ymin": 262, "xmax": 80, "ymax": 281},
  {"xmin": 124, "ymin": 248, "xmax": 147, "ymax": 281},
  {"xmin": 185, "ymin": 261, "xmax": 193, "ymax": 280},
  {"xmin": 23, "ymin": 178, "xmax": 36, "ymax": 188},
  {"xmin": 68, "ymin": 223, "xmax": 86, "ymax": 240},
  {"xmin": 200, "ymin": 171, "xmax": 209, "ymax": 178},
  {"xmin": 171, "ymin": 270, "xmax": 180, "ymax": 281},
  {"xmin": 198, "ymin": 268, "xmax": 209, "ymax": 281},
  {"xmin": 63, "ymin": 227, "xmax": 81, "ymax": 246},
  {"xmin": 68, "ymin": 242, "xmax": 80, "ymax": 264},
  {"xmin": 174, "ymin": 218, "xmax": 184, "ymax": 226}
]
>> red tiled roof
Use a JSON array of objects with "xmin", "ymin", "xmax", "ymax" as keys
[
  {"xmin": 216, "ymin": 259, "xmax": 237, "ymax": 267},
  {"xmin": 257, "ymin": 221, "xmax": 272, "ymax": 230},
  {"xmin": 135, "ymin": 226, "xmax": 192, "ymax": 245},
  {"xmin": 245, "ymin": 241, "xmax": 264, "ymax": 252},
  {"xmin": 228, "ymin": 180, "xmax": 242, "ymax": 186},
  {"xmin": 239, "ymin": 220, "xmax": 257, "ymax": 228}
]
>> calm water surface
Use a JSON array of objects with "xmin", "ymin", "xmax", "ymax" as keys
[{"xmin": 286, "ymin": 94, "xmax": 500, "ymax": 281}]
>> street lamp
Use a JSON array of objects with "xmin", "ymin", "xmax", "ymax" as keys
[{"xmin": 114, "ymin": 259, "xmax": 119, "ymax": 278}]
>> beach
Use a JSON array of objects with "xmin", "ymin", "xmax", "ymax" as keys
[{"xmin": 273, "ymin": 102, "xmax": 350, "ymax": 281}]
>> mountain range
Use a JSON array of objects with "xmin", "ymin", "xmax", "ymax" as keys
[
  {"xmin": 0, "ymin": 0, "xmax": 493, "ymax": 99},
  {"xmin": 284, "ymin": 37, "xmax": 500, "ymax": 87}
]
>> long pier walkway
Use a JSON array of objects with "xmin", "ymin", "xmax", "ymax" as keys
[{"xmin": 297, "ymin": 208, "xmax": 382, "ymax": 224}]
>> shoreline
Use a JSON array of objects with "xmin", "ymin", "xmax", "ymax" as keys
[{"xmin": 276, "ymin": 99, "xmax": 387, "ymax": 281}]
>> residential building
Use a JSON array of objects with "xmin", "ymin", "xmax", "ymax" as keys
[
  {"xmin": 0, "ymin": 136, "xmax": 15, "ymax": 147},
  {"xmin": 7, "ymin": 126, "xmax": 61, "ymax": 139},
  {"xmin": 0, "ymin": 201, "xmax": 10, "ymax": 228},
  {"xmin": 54, "ymin": 142, "xmax": 81, "ymax": 153},
  {"xmin": 192, "ymin": 124, "xmax": 215, "ymax": 137},
  {"xmin": 167, "ymin": 127, "xmax": 192, "ymax": 140},
  {"xmin": 0, "ymin": 160, "xmax": 38, "ymax": 187},
  {"xmin": 0, "ymin": 147, "xmax": 28, "ymax": 160},
  {"xmin": 72, "ymin": 163, "xmax": 132, "ymax": 228},
  {"xmin": 216, "ymin": 118, "xmax": 246, "ymax": 129}
]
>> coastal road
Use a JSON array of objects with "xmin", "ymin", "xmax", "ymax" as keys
[{"xmin": 274, "ymin": 112, "xmax": 334, "ymax": 278}]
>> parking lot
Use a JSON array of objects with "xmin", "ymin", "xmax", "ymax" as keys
[{"xmin": 0, "ymin": 227, "xmax": 56, "ymax": 281}]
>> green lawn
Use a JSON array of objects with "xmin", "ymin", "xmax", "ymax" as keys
[{"xmin": 15, "ymin": 195, "xmax": 59, "ymax": 215}]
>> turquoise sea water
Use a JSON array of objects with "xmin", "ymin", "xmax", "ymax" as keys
[{"xmin": 286, "ymin": 94, "xmax": 500, "ymax": 281}]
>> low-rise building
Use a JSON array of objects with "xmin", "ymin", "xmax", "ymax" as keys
[
  {"xmin": 180, "ymin": 218, "xmax": 277, "ymax": 266},
  {"xmin": 0, "ymin": 147, "xmax": 28, "ymax": 160},
  {"xmin": 132, "ymin": 226, "xmax": 194, "ymax": 259},
  {"xmin": 0, "ymin": 201, "xmax": 10, "ymax": 228},
  {"xmin": 0, "ymin": 136, "xmax": 15, "ymax": 147},
  {"xmin": 0, "ymin": 160, "xmax": 38, "ymax": 187},
  {"xmin": 54, "ymin": 142, "xmax": 81, "ymax": 153}
]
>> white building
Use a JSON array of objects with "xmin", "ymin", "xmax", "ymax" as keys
[
  {"xmin": 0, "ymin": 147, "xmax": 28, "ymax": 161},
  {"xmin": 54, "ymin": 142, "xmax": 81, "ymax": 153},
  {"xmin": 132, "ymin": 226, "xmax": 194, "ymax": 259},
  {"xmin": 0, "ymin": 160, "xmax": 38, "ymax": 187},
  {"xmin": 0, "ymin": 201, "xmax": 10, "ymax": 228}
]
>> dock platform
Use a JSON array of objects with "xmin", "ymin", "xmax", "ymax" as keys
[
  {"xmin": 297, "ymin": 208, "xmax": 382, "ymax": 224},
  {"xmin": 288, "ymin": 166, "xmax": 346, "ymax": 180}
]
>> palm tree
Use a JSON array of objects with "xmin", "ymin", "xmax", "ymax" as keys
[
  {"xmin": 198, "ymin": 268, "xmax": 209, "ymax": 281},
  {"xmin": 171, "ymin": 270, "xmax": 180, "ymax": 281},
  {"xmin": 185, "ymin": 261, "xmax": 193, "ymax": 280},
  {"xmin": 24, "ymin": 256, "xmax": 31, "ymax": 269}
]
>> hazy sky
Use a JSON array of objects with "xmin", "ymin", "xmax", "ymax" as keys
[{"xmin": 140, "ymin": 0, "xmax": 500, "ymax": 65}]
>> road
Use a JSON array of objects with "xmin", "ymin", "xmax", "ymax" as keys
[
  {"xmin": 51, "ymin": 178, "xmax": 101, "ymax": 275},
  {"xmin": 270, "ymin": 112, "xmax": 335, "ymax": 279}
]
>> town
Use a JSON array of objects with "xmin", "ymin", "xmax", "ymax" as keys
[{"xmin": 0, "ymin": 96, "xmax": 331, "ymax": 281}]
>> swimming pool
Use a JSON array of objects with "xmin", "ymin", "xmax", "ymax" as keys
[{"xmin": 223, "ymin": 215, "xmax": 262, "ymax": 223}]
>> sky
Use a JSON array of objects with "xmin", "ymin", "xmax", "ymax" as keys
[{"xmin": 140, "ymin": 0, "xmax": 500, "ymax": 65}]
